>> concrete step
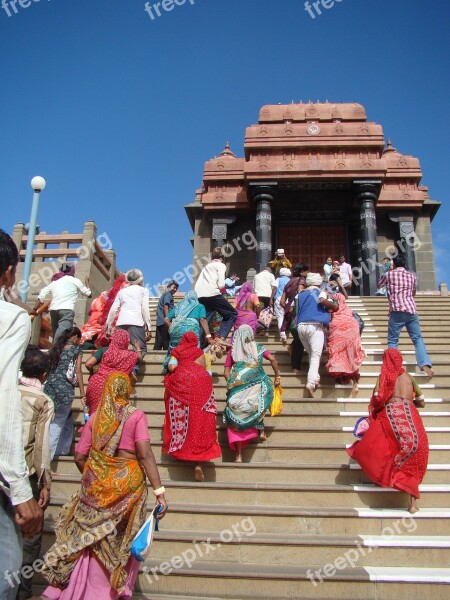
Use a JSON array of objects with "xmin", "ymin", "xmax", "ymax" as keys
[
  {"xmin": 51, "ymin": 456, "xmax": 450, "ymax": 485},
  {"xmin": 44, "ymin": 496, "xmax": 450, "ymax": 537},
  {"xmin": 34, "ymin": 561, "xmax": 450, "ymax": 600},
  {"xmin": 40, "ymin": 526, "xmax": 450, "ymax": 569},
  {"xmin": 49, "ymin": 477, "xmax": 450, "ymax": 509}
]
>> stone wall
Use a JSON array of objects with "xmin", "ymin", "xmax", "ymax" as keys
[{"xmin": 12, "ymin": 220, "xmax": 120, "ymax": 329}]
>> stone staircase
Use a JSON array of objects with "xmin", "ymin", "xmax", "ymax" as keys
[{"xmin": 44, "ymin": 295, "xmax": 450, "ymax": 599}]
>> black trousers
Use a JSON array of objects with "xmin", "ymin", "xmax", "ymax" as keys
[
  {"xmin": 17, "ymin": 475, "xmax": 42, "ymax": 600},
  {"xmin": 198, "ymin": 295, "xmax": 237, "ymax": 339},
  {"xmin": 153, "ymin": 324, "xmax": 170, "ymax": 350},
  {"xmin": 259, "ymin": 296, "xmax": 271, "ymax": 309},
  {"xmin": 290, "ymin": 327, "xmax": 305, "ymax": 370}
]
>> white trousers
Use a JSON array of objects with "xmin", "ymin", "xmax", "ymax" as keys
[
  {"xmin": 274, "ymin": 299, "xmax": 286, "ymax": 339},
  {"xmin": 297, "ymin": 323, "xmax": 325, "ymax": 387}
]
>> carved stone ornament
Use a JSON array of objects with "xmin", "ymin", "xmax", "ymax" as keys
[
  {"xmin": 258, "ymin": 126, "xmax": 268, "ymax": 136},
  {"xmin": 306, "ymin": 122, "xmax": 321, "ymax": 136},
  {"xmin": 258, "ymin": 242, "xmax": 272, "ymax": 251},
  {"xmin": 212, "ymin": 224, "xmax": 227, "ymax": 240},
  {"xmin": 400, "ymin": 222, "xmax": 414, "ymax": 235},
  {"xmin": 333, "ymin": 124, "xmax": 344, "ymax": 135}
]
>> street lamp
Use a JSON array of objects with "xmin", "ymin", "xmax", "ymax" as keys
[{"xmin": 21, "ymin": 176, "xmax": 46, "ymax": 302}]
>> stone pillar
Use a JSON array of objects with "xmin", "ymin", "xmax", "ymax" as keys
[
  {"xmin": 250, "ymin": 184, "xmax": 277, "ymax": 272},
  {"xmin": 389, "ymin": 213, "xmax": 417, "ymax": 273},
  {"xmin": 11, "ymin": 223, "xmax": 25, "ymax": 255},
  {"xmin": 354, "ymin": 181, "xmax": 381, "ymax": 296},
  {"xmin": 211, "ymin": 216, "xmax": 237, "ymax": 249}
]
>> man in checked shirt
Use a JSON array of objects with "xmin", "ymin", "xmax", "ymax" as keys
[{"xmin": 377, "ymin": 254, "xmax": 433, "ymax": 377}]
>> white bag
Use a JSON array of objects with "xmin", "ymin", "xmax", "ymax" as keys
[{"xmin": 130, "ymin": 505, "xmax": 162, "ymax": 562}]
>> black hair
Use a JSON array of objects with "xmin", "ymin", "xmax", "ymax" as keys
[
  {"xmin": 21, "ymin": 345, "xmax": 49, "ymax": 378},
  {"xmin": 47, "ymin": 327, "xmax": 81, "ymax": 372},
  {"xmin": 212, "ymin": 247, "xmax": 224, "ymax": 260},
  {"xmin": 0, "ymin": 229, "xmax": 19, "ymax": 278},
  {"xmin": 293, "ymin": 263, "xmax": 309, "ymax": 277},
  {"xmin": 329, "ymin": 273, "xmax": 345, "ymax": 295},
  {"xmin": 393, "ymin": 254, "xmax": 406, "ymax": 269},
  {"xmin": 167, "ymin": 280, "xmax": 179, "ymax": 289}
]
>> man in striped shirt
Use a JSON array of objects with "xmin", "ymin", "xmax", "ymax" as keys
[{"xmin": 377, "ymin": 254, "xmax": 433, "ymax": 376}]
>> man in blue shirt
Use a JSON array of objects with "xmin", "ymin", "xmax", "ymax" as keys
[
  {"xmin": 153, "ymin": 280, "xmax": 179, "ymax": 350},
  {"xmin": 297, "ymin": 273, "xmax": 337, "ymax": 397}
]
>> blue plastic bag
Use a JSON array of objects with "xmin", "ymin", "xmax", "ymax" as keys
[{"xmin": 130, "ymin": 504, "xmax": 163, "ymax": 562}]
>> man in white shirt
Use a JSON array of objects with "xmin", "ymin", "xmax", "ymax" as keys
[
  {"xmin": 0, "ymin": 230, "xmax": 43, "ymax": 600},
  {"xmin": 106, "ymin": 269, "xmax": 152, "ymax": 376},
  {"xmin": 195, "ymin": 247, "xmax": 237, "ymax": 341},
  {"xmin": 339, "ymin": 255, "xmax": 353, "ymax": 293},
  {"xmin": 33, "ymin": 262, "xmax": 91, "ymax": 342},
  {"xmin": 253, "ymin": 264, "xmax": 276, "ymax": 308}
]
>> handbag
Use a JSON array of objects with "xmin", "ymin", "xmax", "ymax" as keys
[
  {"xmin": 269, "ymin": 385, "xmax": 283, "ymax": 417},
  {"xmin": 66, "ymin": 357, "xmax": 78, "ymax": 386},
  {"xmin": 258, "ymin": 306, "xmax": 273, "ymax": 329},
  {"xmin": 130, "ymin": 504, "xmax": 163, "ymax": 562},
  {"xmin": 352, "ymin": 311, "xmax": 365, "ymax": 334},
  {"xmin": 353, "ymin": 416, "xmax": 369, "ymax": 438}
]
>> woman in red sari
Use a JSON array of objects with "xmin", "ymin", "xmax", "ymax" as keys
[
  {"xmin": 325, "ymin": 277, "xmax": 365, "ymax": 396},
  {"xmin": 347, "ymin": 348, "xmax": 429, "ymax": 513},
  {"xmin": 163, "ymin": 332, "xmax": 221, "ymax": 481},
  {"xmin": 85, "ymin": 329, "xmax": 138, "ymax": 415}
]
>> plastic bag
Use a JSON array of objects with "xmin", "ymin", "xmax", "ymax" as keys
[
  {"xmin": 353, "ymin": 416, "xmax": 369, "ymax": 438},
  {"xmin": 269, "ymin": 385, "xmax": 283, "ymax": 416},
  {"xmin": 130, "ymin": 504, "xmax": 163, "ymax": 562}
]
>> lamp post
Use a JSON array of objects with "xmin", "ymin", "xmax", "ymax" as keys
[{"xmin": 21, "ymin": 176, "xmax": 46, "ymax": 302}]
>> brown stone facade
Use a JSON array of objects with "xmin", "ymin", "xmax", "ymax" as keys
[{"xmin": 186, "ymin": 102, "xmax": 440, "ymax": 294}]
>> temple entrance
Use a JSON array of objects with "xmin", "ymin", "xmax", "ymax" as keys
[{"xmin": 278, "ymin": 223, "xmax": 348, "ymax": 274}]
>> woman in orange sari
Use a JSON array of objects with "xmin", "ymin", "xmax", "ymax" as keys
[
  {"xmin": 41, "ymin": 372, "xmax": 167, "ymax": 599},
  {"xmin": 347, "ymin": 349, "xmax": 429, "ymax": 513}
]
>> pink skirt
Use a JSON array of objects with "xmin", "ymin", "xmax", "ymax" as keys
[
  {"xmin": 42, "ymin": 549, "xmax": 139, "ymax": 600},
  {"xmin": 227, "ymin": 427, "xmax": 258, "ymax": 450}
]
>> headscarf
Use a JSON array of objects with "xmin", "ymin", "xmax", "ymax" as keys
[
  {"xmin": 236, "ymin": 281, "xmax": 253, "ymax": 309},
  {"xmin": 231, "ymin": 324, "xmax": 259, "ymax": 363},
  {"xmin": 98, "ymin": 274, "xmax": 127, "ymax": 326},
  {"xmin": 52, "ymin": 262, "xmax": 76, "ymax": 281},
  {"xmin": 102, "ymin": 329, "xmax": 138, "ymax": 373},
  {"xmin": 172, "ymin": 332, "xmax": 203, "ymax": 363},
  {"xmin": 306, "ymin": 273, "xmax": 323, "ymax": 287},
  {"xmin": 279, "ymin": 268, "xmax": 291, "ymax": 277},
  {"xmin": 370, "ymin": 348, "xmax": 405, "ymax": 414},
  {"xmin": 125, "ymin": 269, "xmax": 144, "ymax": 286},
  {"xmin": 92, "ymin": 371, "xmax": 132, "ymax": 449},
  {"xmin": 174, "ymin": 290, "xmax": 199, "ymax": 319}
]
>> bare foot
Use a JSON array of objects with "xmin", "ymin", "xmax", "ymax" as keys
[
  {"xmin": 234, "ymin": 456, "xmax": 243, "ymax": 463},
  {"xmin": 408, "ymin": 495, "xmax": 419, "ymax": 513},
  {"xmin": 422, "ymin": 365, "xmax": 434, "ymax": 378},
  {"xmin": 305, "ymin": 384, "xmax": 315, "ymax": 398},
  {"xmin": 351, "ymin": 383, "xmax": 359, "ymax": 398},
  {"xmin": 194, "ymin": 465, "xmax": 205, "ymax": 482},
  {"xmin": 259, "ymin": 431, "xmax": 267, "ymax": 441}
]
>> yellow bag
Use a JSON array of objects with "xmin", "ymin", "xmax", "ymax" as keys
[{"xmin": 269, "ymin": 385, "xmax": 283, "ymax": 417}]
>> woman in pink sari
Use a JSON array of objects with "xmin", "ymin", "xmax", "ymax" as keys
[
  {"xmin": 233, "ymin": 282, "xmax": 261, "ymax": 334},
  {"xmin": 325, "ymin": 277, "xmax": 365, "ymax": 396}
]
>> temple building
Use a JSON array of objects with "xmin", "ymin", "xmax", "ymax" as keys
[{"xmin": 185, "ymin": 101, "xmax": 440, "ymax": 294}]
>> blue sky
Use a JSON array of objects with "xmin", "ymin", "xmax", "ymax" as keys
[{"xmin": 1, "ymin": 0, "xmax": 449, "ymax": 292}]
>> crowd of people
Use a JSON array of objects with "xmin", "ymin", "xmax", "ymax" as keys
[{"xmin": 0, "ymin": 229, "xmax": 434, "ymax": 599}]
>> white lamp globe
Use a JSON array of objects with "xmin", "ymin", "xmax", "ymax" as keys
[{"xmin": 31, "ymin": 176, "xmax": 46, "ymax": 191}]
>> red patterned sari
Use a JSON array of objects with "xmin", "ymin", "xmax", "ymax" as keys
[
  {"xmin": 162, "ymin": 332, "xmax": 221, "ymax": 462},
  {"xmin": 347, "ymin": 349, "xmax": 429, "ymax": 498}
]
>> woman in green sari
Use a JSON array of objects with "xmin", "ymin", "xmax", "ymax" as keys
[
  {"xmin": 163, "ymin": 291, "xmax": 212, "ymax": 371},
  {"xmin": 223, "ymin": 325, "xmax": 280, "ymax": 462}
]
